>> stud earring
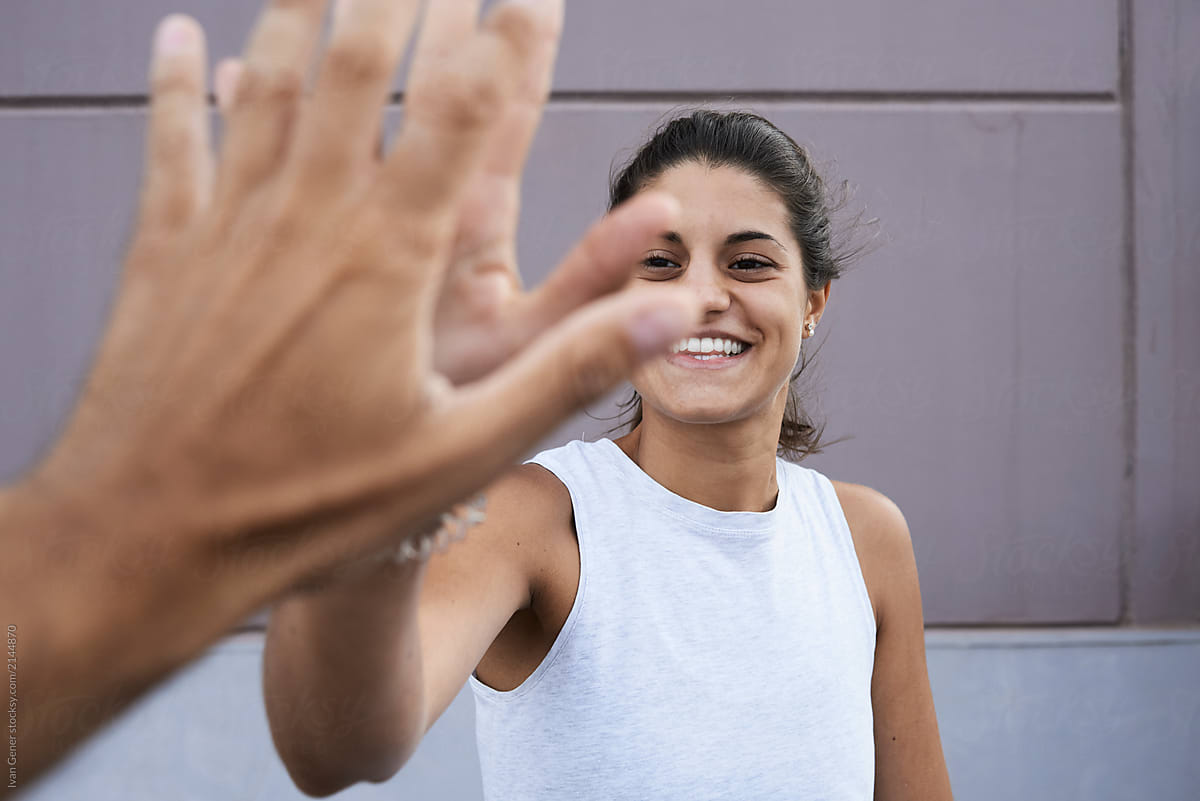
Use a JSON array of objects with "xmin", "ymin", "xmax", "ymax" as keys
[{"xmin": 804, "ymin": 322, "xmax": 816, "ymax": 335}]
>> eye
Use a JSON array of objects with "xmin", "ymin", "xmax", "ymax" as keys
[
  {"xmin": 730, "ymin": 256, "xmax": 772, "ymax": 271},
  {"xmin": 641, "ymin": 254, "xmax": 681, "ymax": 271}
]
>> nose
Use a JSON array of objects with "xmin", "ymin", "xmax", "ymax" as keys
[{"xmin": 680, "ymin": 260, "xmax": 732, "ymax": 315}]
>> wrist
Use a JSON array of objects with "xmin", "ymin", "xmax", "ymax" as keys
[
  {"xmin": 2, "ymin": 473, "xmax": 179, "ymax": 642},
  {"xmin": 0, "ymin": 478, "xmax": 219, "ymax": 778},
  {"xmin": 291, "ymin": 544, "xmax": 428, "ymax": 595},
  {"xmin": 1, "ymin": 470, "xmax": 242, "ymax": 689},
  {"xmin": 285, "ymin": 492, "xmax": 486, "ymax": 596}
]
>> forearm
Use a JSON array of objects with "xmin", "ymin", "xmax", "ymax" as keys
[
  {"xmin": 263, "ymin": 554, "xmax": 430, "ymax": 795},
  {"xmin": 0, "ymin": 480, "xmax": 273, "ymax": 791}
]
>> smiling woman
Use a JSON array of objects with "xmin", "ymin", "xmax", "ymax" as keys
[{"xmin": 265, "ymin": 107, "xmax": 954, "ymax": 801}]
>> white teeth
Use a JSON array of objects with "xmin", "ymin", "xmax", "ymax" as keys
[{"xmin": 668, "ymin": 336, "xmax": 750, "ymax": 356}]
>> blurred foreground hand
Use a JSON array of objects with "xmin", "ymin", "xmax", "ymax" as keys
[{"xmin": 0, "ymin": 0, "xmax": 698, "ymax": 790}]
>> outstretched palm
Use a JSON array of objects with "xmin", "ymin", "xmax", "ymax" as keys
[
  {"xmin": 433, "ymin": 159, "xmax": 529, "ymax": 383},
  {"xmin": 429, "ymin": 4, "xmax": 628, "ymax": 384}
]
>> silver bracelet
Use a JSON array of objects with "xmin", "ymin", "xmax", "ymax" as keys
[{"xmin": 391, "ymin": 492, "xmax": 487, "ymax": 563}]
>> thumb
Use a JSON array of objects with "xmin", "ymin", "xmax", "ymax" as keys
[{"xmin": 435, "ymin": 287, "xmax": 700, "ymax": 459}]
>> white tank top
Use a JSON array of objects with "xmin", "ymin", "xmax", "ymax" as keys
[{"xmin": 468, "ymin": 437, "xmax": 877, "ymax": 800}]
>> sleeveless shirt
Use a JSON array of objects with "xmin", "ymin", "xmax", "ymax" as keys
[{"xmin": 468, "ymin": 437, "xmax": 877, "ymax": 800}]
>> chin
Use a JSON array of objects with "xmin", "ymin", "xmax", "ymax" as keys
[
  {"xmin": 652, "ymin": 397, "xmax": 757, "ymax": 426},
  {"xmin": 671, "ymin": 411, "xmax": 742, "ymax": 426}
]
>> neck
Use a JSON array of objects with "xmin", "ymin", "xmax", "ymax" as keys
[{"xmin": 613, "ymin": 392, "xmax": 786, "ymax": 513}]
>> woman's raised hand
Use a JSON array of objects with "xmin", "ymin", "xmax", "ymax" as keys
[
  {"xmin": 33, "ymin": 0, "xmax": 701, "ymax": 590},
  {"xmin": 214, "ymin": 1, "xmax": 671, "ymax": 387},
  {"xmin": 425, "ymin": 0, "xmax": 646, "ymax": 385}
]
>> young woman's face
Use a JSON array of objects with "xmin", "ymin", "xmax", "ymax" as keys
[{"xmin": 630, "ymin": 161, "xmax": 811, "ymax": 425}]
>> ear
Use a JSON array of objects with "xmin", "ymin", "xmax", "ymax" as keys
[{"xmin": 805, "ymin": 280, "xmax": 831, "ymax": 327}]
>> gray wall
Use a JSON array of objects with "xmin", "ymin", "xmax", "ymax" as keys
[{"xmin": 2, "ymin": 1, "xmax": 1197, "ymax": 799}]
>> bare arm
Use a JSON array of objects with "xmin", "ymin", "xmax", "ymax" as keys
[
  {"xmin": 868, "ymin": 499, "xmax": 954, "ymax": 800},
  {"xmin": 262, "ymin": 464, "xmax": 565, "ymax": 796},
  {"xmin": 262, "ymin": 558, "xmax": 434, "ymax": 795},
  {"xmin": 837, "ymin": 483, "xmax": 955, "ymax": 801},
  {"xmin": 259, "ymin": 1, "xmax": 602, "ymax": 790},
  {"xmin": 1, "ymin": 0, "xmax": 698, "ymax": 790}
]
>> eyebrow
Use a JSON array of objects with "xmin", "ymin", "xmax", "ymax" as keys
[{"xmin": 661, "ymin": 230, "xmax": 787, "ymax": 251}]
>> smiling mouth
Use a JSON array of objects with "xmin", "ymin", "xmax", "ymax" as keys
[{"xmin": 667, "ymin": 336, "xmax": 753, "ymax": 364}]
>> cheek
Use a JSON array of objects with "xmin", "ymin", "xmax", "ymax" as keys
[
  {"xmin": 754, "ymin": 297, "xmax": 803, "ymax": 345},
  {"xmin": 754, "ymin": 305, "xmax": 805, "ymax": 375}
]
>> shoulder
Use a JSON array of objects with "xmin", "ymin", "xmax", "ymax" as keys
[
  {"xmin": 829, "ymin": 480, "xmax": 911, "ymax": 548},
  {"xmin": 479, "ymin": 460, "xmax": 575, "ymax": 548},
  {"xmin": 502, "ymin": 460, "xmax": 575, "ymax": 521},
  {"xmin": 488, "ymin": 459, "xmax": 577, "ymax": 598},
  {"xmin": 424, "ymin": 461, "xmax": 573, "ymax": 614},
  {"xmin": 828, "ymin": 479, "xmax": 917, "ymax": 632}
]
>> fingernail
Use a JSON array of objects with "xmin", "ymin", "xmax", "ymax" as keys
[
  {"xmin": 156, "ymin": 15, "xmax": 197, "ymax": 55},
  {"xmin": 628, "ymin": 302, "xmax": 692, "ymax": 359}
]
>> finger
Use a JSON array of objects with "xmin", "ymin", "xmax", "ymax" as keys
[
  {"xmin": 291, "ymin": 0, "xmax": 423, "ymax": 185},
  {"xmin": 214, "ymin": 58, "xmax": 244, "ymax": 115},
  {"xmin": 479, "ymin": 0, "xmax": 561, "ymax": 179},
  {"xmin": 139, "ymin": 15, "xmax": 213, "ymax": 231},
  {"xmin": 379, "ymin": 0, "xmax": 538, "ymax": 262},
  {"xmin": 213, "ymin": 0, "xmax": 327, "ymax": 205},
  {"xmin": 435, "ymin": 286, "xmax": 702, "ymax": 475},
  {"xmin": 408, "ymin": 0, "xmax": 482, "ymax": 68},
  {"xmin": 515, "ymin": 191, "xmax": 683, "ymax": 344},
  {"xmin": 441, "ymin": 0, "xmax": 562, "ymax": 285}
]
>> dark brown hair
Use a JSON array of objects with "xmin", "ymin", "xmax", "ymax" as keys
[{"xmin": 604, "ymin": 109, "xmax": 866, "ymax": 461}]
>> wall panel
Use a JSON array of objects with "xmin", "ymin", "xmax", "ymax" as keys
[
  {"xmin": 515, "ymin": 103, "xmax": 1124, "ymax": 623},
  {"xmin": 1130, "ymin": 0, "xmax": 1200, "ymax": 622},
  {"xmin": 0, "ymin": 1, "xmax": 1119, "ymax": 97},
  {"xmin": 0, "ymin": 103, "xmax": 1124, "ymax": 623}
]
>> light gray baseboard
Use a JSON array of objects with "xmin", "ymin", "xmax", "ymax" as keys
[{"xmin": 19, "ymin": 627, "xmax": 1200, "ymax": 800}]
